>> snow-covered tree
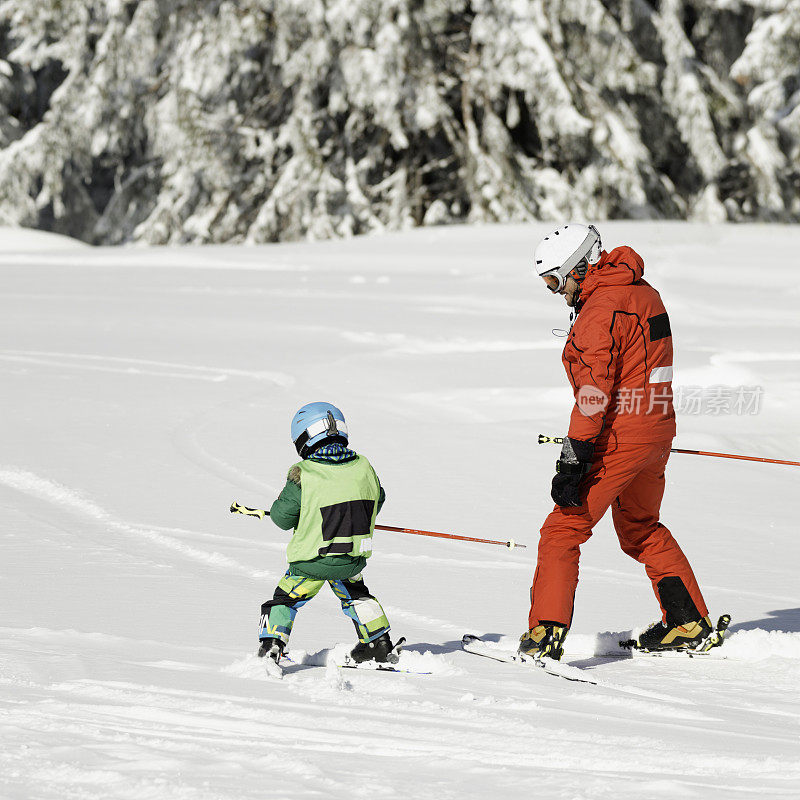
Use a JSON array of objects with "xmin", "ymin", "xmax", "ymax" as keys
[{"xmin": 0, "ymin": 0, "xmax": 797, "ymax": 244}]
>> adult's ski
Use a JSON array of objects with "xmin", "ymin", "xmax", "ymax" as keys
[
  {"xmin": 461, "ymin": 634, "xmax": 696, "ymax": 702},
  {"xmin": 461, "ymin": 634, "xmax": 602, "ymax": 686}
]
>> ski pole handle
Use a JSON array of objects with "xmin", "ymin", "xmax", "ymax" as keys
[
  {"xmin": 230, "ymin": 501, "xmax": 268, "ymax": 518},
  {"xmin": 230, "ymin": 501, "xmax": 525, "ymax": 548},
  {"xmin": 538, "ymin": 434, "xmax": 800, "ymax": 467},
  {"xmin": 538, "ymin": 435, "xmax": 564, "ymax": 445}
]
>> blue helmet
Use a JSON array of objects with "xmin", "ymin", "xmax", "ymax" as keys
[{"xmin": 291, "ymin": 402, "xmax": 348, "ymax": 457}]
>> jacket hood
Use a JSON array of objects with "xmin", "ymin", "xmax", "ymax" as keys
[{"xmin": 578, "ymin": 246, "xmax": 644, "ymax": 304}]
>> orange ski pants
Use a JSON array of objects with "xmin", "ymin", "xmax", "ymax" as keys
[{"xmin": 529, "ymin": 439, "xmax": 708, "ymax": 628}]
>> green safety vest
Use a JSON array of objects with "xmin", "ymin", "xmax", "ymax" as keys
[{"xmin": 286, "ymin": 455, "xmax": 381, "ymax": 563}]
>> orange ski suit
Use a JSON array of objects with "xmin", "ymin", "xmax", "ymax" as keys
[{"xmin": 529, "ymin": 246, "xmax": 708, "ymax": 628}]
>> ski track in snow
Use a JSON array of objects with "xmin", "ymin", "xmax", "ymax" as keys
[
  {"xmin": 3, "ymin": 637, "xmax": 799, "ymax": 800},
  {"xmin": 0, "ymin": 349, "xmax": 295, "ymax": 385},
  {"xmin": 0, "ymin": 467, "xmax": 276, "ymax": 581},
  {"xmin": 171, "ymin": 409, "xmax": 281, "ymax": 496},
  {"xmin": 0, "ymin": 466, "xmax": 486, "ymax": 635},
  {"xmin": 340, "ymin": 331, "xmax": 563, "ymax": 355},
  {"xmin": 3, "ymin": 225, "xmax": 800, "ymax": 799}
]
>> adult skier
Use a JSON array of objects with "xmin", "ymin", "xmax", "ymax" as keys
[
  {"xmin": 521, "ymin": 224, "xmax": 712, "ymax": 661},
  {"xmin": 257, "ymin": 402, "xmax": 398, "ymax": 668}
]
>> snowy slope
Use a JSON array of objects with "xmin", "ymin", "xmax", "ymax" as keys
[{"xmin": 1, "ymin": 222, "xmax": 799, "ymax": 799}]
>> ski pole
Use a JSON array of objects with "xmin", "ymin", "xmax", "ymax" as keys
[
  {"xmin": 538, "ymin": 434, "xmax": 800, "ymax": 467},
  {"xmin": 369, "ymin": 523, "xmax": 525, "ymax": 549},
  {"xmin": 230, "ymin": 502, "xmax": 526, "ymax": 549}
]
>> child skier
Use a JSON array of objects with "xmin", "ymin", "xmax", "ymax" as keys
[{"xmin": 257, "ymin": 402, "xmax": 398, "ymax": 668}]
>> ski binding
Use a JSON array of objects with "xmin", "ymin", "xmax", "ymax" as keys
[{"xmin": 339, "ymin": 637, "xmax": 424, "ymax": 673}]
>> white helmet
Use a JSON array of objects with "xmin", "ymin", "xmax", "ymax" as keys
[{"xmin": 534, "ymin": 223, "xmax": 602, "ymax": 292}]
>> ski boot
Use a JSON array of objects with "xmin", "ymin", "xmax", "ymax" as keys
[
  {"xmin": 257, "ymin": 637, "xmax": 285, "ymax": 663},
  {"xmin": 349, "ymin": 632, "xmax": 400, "ymax": 665},
  {"xmin": 625, "ymin": 616, "xmax": 713, "ymax": 653},
  {"xmin": 518, "ymin": 622, "xmax": 568, "ymax": 662},
  {"xmin": 257, "ymin": 637, "xmax": 286, "ymax": 678}
]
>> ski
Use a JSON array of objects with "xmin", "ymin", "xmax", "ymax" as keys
[
  {"xmin": 281, "ymin": 655, "xmax": 430, "ymax": 675},
  {"xmin": 461, "ymin": 634, "xmax": 601, "ymax": 686},
  {"xmin": 341, "ymin": 636, "xmax": 406, "ymax": 667},
  {"xmin": 460, "ymin": 634, "xmax": 710, "ymax": 703},
  {"xmin": 272, "ymin": 637, "xmax": 431, "ymax": 676},
  {"xmin": 338, "ymin": 662, "xmax": 431, "ymax": 675},
  {"xmin": 626, "ymin": 648, "xmax": 728, "ymax": 660},
  {"xmin": 618, "ymin": 614, "xmax": 732, "ymax": 656},
  {"xmin": 337, "ymin": 636, "xmax": 430, "ymax": 674}
]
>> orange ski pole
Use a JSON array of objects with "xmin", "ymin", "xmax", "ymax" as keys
[
  {"xmin": 373, "ymin": 523, "xmax": 525, "ymax": 549},
  {"xmin": 230, "ymin": 502, "xmax": 525, "ymax": 548},
  {"xmin": 537, "ymin": 435, "xmax": 800, "ymax": 467}
]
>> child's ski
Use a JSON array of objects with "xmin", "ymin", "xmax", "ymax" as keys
[
  {"xmin": 278, "ymin": 657, "xmax": 431, "ymax": 676},
  {"xmin": 279, "ymin": 637, "xmax": 432, "ymax": 676},
  {"xmin": 337, "ymin": 662, "xmax": 431, "ymax": 675},
  {"xmin": 341, "ymin": 636, "xmax": 404, "ymax": 667},
  {"xmin": 338, "ymin": 636, "xmax": 430, "ymax": 674}
]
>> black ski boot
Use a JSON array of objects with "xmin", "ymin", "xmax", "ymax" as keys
[
  {"xmin": 257, "ymin": 637, "xmax": 285, "ymax": 663},
  {"xmin": 627, "ymin": 576, "xmax": 715, "ymax": 652},
  {"xmin": 349, "ymin": 632, "xmax": 399, "ymax": 664},
  {"xmin": 518, "ymin": 622, "xmax": 568, "ymax": 662},
  {"xmin": 632, "ymin": 616, "xmax": 713, "ymax": 652}
]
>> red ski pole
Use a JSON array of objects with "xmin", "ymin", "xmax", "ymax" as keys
[
  {"xmin": 230, "ymin": 502, "xmax": 525, "ymax": 548},
  {"xmin": 372, "ymin": 523, "xmax": 525, "ymax": 549},
  {"xmin": 537, "ymin": 435, "xmax": 800, "ymax": 467}
]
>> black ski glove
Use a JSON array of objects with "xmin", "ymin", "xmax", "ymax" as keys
[{"xmin": 551, "ymin": 437, "xmax": 595, "ymax": 508}]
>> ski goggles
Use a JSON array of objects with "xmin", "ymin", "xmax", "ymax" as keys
[
  {"xmin": 541, "ymin": 258, "xmax": 588, "ymax": 293},
  {"xmin": 541, "ymin": 272, "xmax": 563, "ymax": 293}
]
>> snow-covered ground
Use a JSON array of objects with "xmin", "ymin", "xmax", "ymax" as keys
[{"xmin": 1, "ymin": 222, "xmax": 799, "ymax": 799}]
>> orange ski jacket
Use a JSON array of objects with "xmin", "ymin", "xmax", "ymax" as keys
[{"xmin": 563, "ymin": 246, "xmax": 676, "ymax": 445}]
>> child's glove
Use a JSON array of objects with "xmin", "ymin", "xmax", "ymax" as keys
[{"xmin": 551, "ymin": 437, "xmax": 594, "ymax": 508}]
